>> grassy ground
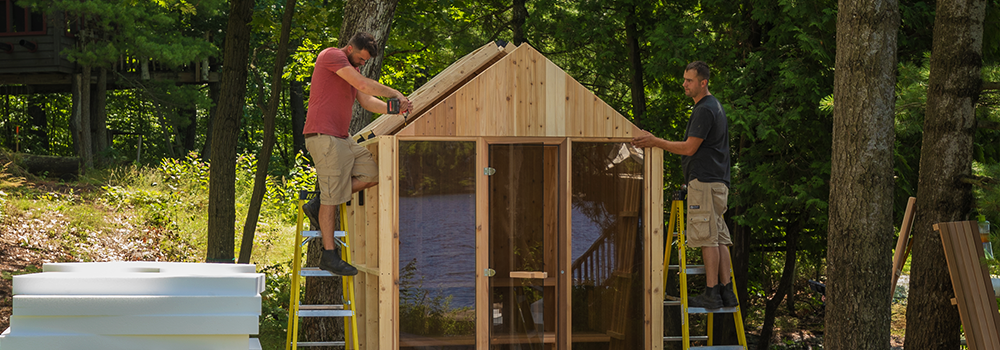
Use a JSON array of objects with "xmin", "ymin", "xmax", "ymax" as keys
[{"xmin": 0, "ymin": 155, "xmax": 305, "ymax": 349}]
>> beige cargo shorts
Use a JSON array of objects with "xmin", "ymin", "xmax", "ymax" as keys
[
  {"xmin": 305, "ymin": 135, "xmax": 378, "ymax": 205},
  {"xmin": 686, "ymin": 179, "xmax": 731, "ymax": 247}
]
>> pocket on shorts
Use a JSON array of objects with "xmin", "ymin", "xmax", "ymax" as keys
[{"xmin": 688, "ymin": 213, "xmax": 712, "ymax": 242}]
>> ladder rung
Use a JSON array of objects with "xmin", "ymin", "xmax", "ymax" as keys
[
  {"xmin": 302, "ymin": 230, "xmax": 346, "ymax": 238},
  {"xmin": 665, "ymin": 335, "xmax": 709, "ymax": 342},
  {"xmin": 298, "ymin": 304, "xmax": 353, "ymax": 317},
  {"xmin": 664, "ymin": 300, "xmax": 682, "ymax": 306},
  {"xmin": 294, "ymin": 341, "xmax": 347, "ymax": 347},
  {"xmin": 688, "ymin": 306, "xmax": 740, "ymax": 314},
  {"xmin": 300, "ymin": 267, "xmax": 351, "ymax": 277},
  {"xmin": 691, "ymin": 346, "xmax": 746, "ymax": 350},
  {"xmin": 668, "ymin": 264, "xmax": 705, "ymax": 274}
]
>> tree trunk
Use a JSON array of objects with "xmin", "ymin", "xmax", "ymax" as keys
[
  {"xmin": 238, "ymin": 0, "xmax": 297, "ymax": 265},
  {"xmin": 80, "ymin": 66, "xmax": 93, "ymax": 169},
  {"xmin": 826, "ymin": 1, "xmax": 899, "ymax": 349},
  {"xmin": 512, "ymin": 0, "xmax": 528, "ymax": 45},
  {"xmin": 202, "ymin": 82, "xmax": 221, "ymax": 160},
  {"xmin": 759, "ymin": 224, "xmax": 800, "ymax": 349},
  {"xmin": 339, "ymin": 0, "xmax": 400, "ymax": 134},
  {"xmin": 181, "ymin": 107, "xmax": 198, "ymax": 153},
  {"xmin": 291, "ymin": 78, "xmax": 306, "ymax": 156},
  {"xmin": 92, "ymin": 68, "xmax": 108, "ymax": 162},
  {"xmin": 625, "ymin": 5, "xmax": 646, "ymax": 128},
  {"xmin": 206, "ymin": 0, "xmax": 255, "ymax": 264},
  {"xmin": 903, "ymin": 0, "xmax": 986, "ymax": 348},
  {"xmin": 27, "ymin": 95, "xmax": 48, "ymax": 152}
]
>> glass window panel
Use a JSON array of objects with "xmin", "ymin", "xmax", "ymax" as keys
[
  {"xmin": 29, "ymin": 8, "xmax": 43, "ymax": 32},
  {"xmin": 570, "ymin": 142, "xmax": 645, "ymax": 349},
  {"xmin": 398, "ymin": 141, "xmax": 477, "ymax": 350},
  {"xmin": 11, "ymin": 3, "xmax": 24, "ymax": 32}
]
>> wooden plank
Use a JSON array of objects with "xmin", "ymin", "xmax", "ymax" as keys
[
  {"xmin": 514, "ymin": 47, "xmax": 529, "ymax": 136},
  {"xmin": 545, "ymin": 60, "xmax": 567, "ymax": 137},
  {"xmin": 559, "ymin": 139, "xmax": 572, "ymax": 350},
  {"xmin": 936, "ymin": 221, "xmax": 1000, "ymax": 350},
  {"xmin": 354, "ymin": 42, "xmax": 506, "ymax": 138},
  {"xmin": 475, "ymin": 137, "xmax": 490, "ymax": 349},
  {"xmin": 510, "ymin": 271, "xmax": 549, "ymax": 279},
  {"xmin": 365, "ymin": 143, "xmax": 381, "ymax": 350},
  {"xmin": 444, "ymin": 94, "xmax": 458, "ymax": 136},
  {"xmin": 891, "ymin": 197, "xmax": 916, "ymax": 296},
  {"xmin": 647, "ymin": 147, "xmax": 664, "ymax": 350},
  {"xmin": 377, "ymin": 136, "xmax": 396, "ymax": 350},
  {"xmin": 567, "ymin": 76, "xmax": 584, "ymax": 137}
]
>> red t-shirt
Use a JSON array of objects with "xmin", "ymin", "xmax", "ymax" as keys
[{"xmin": 304, "ymin": 47, "xmax": 358, "ymax": 138}]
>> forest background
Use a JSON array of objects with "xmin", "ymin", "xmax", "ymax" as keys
[{"xmin": 1, "ymin": 0, "xmax": 1000, "ymax": 349}]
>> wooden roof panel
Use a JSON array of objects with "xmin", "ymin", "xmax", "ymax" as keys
[{"xmin": 396, "ymin": 44, "xmax": 636, "ymax": 138}]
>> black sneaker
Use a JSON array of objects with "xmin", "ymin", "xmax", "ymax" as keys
[
  {"xmin": 319, "ymin": 247, "xmax": 358, "ymax": 276},
  {"xmin": 303, "ymin": 195, "xmax": 320, "ymax": 227},
  {"xmin": 721, "ymin": 282, "xmax": 739, "ymax": 307},
  {"xmin": 688, "ymin": 284, "xmax": 723, "ymax": 309}
]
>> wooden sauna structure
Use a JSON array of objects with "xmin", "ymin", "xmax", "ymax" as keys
[{"xmin": 340, "ymin": 42, "xmax": 665, "ymax": 350}]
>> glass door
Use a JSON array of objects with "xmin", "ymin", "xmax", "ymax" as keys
[{"xmin": 488, "ymin": 143, "xmax": 557, "ymax": 349}]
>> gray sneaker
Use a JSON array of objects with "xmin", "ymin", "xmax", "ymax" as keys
[
  {"xmin": 303, "ymin": 195, "xmax": 320, "ymax": 227},
  {"xmin": 721, "ymin": 282, "xmax": 739, "ymax": 307},
  {"xmin": 688, "ymin": 285, "xmax": 723, "ymax": 309}
]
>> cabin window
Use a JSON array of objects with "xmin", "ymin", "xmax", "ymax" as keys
[{"xmin": 1, "ymin": 0, "xmax": 46, "ymax": 35}]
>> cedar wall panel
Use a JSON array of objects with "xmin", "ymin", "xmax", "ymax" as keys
[{"xmin": 401, "ymin": 44, "xmax": 635, "ymax": 139}]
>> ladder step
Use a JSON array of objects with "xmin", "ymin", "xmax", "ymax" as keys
[
  {"xmin": 668, "ymin": 264, "xmax": 706, "ymax": 274},
  {"xmin": 300, "ymin": 267, "xmax": 349, "ymax": 277},
  {"xmin": 691, "ymin": 346, "xmax": 746, "ymax": 350},
  {"xmin": 664, "ymin": 335, "xmax": 709, "ymax": 342},
  {"xmin": 688, "ymin": 306, "xmax": 741, "ymax": 314},
  {"xmin": 294, "ymin": 341, "xmax": 348, "ymax": 347},
  {"xmin": 302, "ymin": 230, "xmax": 346, "ymax": 238},
  {"xmin": 664, "ymin": 300, "xmax": 682, "ymax": 306},
  {"xmin": 298, "ymin": 304, "xmax": 353, "ymax": 317}
]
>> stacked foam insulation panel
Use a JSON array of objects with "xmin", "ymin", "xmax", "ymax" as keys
[{"xmin": 0, "ymin": 262, "xmax": 264, "ymax": 350}]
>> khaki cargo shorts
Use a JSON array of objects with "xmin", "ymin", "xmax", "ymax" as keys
[
  {"xmin": 305, "ymin": 135, "xmax": 378, "ymax": 206},
  {"xmin": 686, "ymin": 179, "xmax": 731, "ymax": 247}
]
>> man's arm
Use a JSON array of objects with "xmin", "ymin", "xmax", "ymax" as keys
[
  {"xmin": 336, "ymin": 66, "xmax": 412, "ymax": 112},
  {"xmin": 356, "ymin": 91, "xmax": 389, "ymax": 114},
  {"xmin": 631, "ymin": 129, "xmax": 703, "ymax": 156}
]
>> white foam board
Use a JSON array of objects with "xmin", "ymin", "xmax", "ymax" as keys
[
  {"xmin": 12, "ymin": 273, "xmax": 265, "ymax": 296},
  {"xmin": 9, "ymin": 314, "xmax": 258, "ymax": 335},
  {"xmin": 0, "ymin": 328, "xmax": 250, "ymax": 350},
  {"xmin": 42, "ymin": 262, "xmax": 258, "ymax": 275},
  {"xmin": 13, "ymin": 295, "xmax": 261, "ymax": 316},
  {"xmin": 250, "ymin": 337, "xmax": 262, "ymax": 350}
]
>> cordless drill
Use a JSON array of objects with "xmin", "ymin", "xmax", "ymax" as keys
[{"xmin": 387, "ymin": 97, "xmax": 401, "ymax": 114}]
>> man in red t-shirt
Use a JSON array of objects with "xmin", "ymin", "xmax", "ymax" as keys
[{"xmin": 303, "ymin": 32, "xmax": 412, "ymax": 276}]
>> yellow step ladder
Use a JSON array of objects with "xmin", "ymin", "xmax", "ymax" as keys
[
  {"xmin": 663, "ymin": 187, "xmax": 748, "ymax": 350},
  {"xmin": 286, "ymin": 191, "xmax": 360, "ymax": 349}
]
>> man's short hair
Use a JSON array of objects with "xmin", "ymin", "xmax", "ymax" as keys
[
  {"xmin": 349, "ymin": 32, "xmax": 379, "ymax": 57},
  {"xmin": 685, "ymin": 61, "xmax": 711, "ymax": 82}
]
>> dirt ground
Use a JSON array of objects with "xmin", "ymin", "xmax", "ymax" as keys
[{"xmin": 0, "ymin": 179, "xmax": 167, "ymax": 333}]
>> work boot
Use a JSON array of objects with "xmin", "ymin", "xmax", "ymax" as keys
[
  {"xmin": 303, "ymin": 195, "xmax": 320, "ymax": 227},
  {"xmin": 720, "ymin": 282, "xmax": 739, "ymax": 307},
  {"xmin": 319, "ymin": 247, "xmax": 358, "ymax": 276},
  {"xmin": 688, "ymin": 284, "xmax": 723, "ymax": 309}
]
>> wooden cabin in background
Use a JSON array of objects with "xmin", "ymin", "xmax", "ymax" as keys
[{"xmin": 339, "ymin": 42, "xmax": 666, "ymax": 350}]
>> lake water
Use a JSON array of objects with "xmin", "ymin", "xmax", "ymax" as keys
[{"xmin": 398, "ymin": 194, "xmax": 607, "ymax": 309}]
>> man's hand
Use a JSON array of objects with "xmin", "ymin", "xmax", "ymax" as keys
[
  {"xmin": 396, "ymin": 94, "xmax": 413, "ymax": 114},
  {"xmin": 631, "ymin": 129, "xmax": 661, "ymax": 148}
]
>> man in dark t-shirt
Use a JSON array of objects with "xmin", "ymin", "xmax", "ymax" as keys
[{"xmin": 632, "ymin": 61, "xmax": 736, "ymax": 309}]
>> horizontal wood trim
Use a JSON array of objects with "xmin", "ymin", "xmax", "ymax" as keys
[{"xmin": 509, "ymin": 271, "xmax": 548, "ymax": 279}]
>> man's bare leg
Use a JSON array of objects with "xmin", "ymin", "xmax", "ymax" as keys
[
  {"xmin": 718, "ymin": 244, "xmax": 732, "ymax": 285},
  {"xmin": 702, "ymin": 246, "xmax": 720, "ymax": 287},
  {"xmin": 351, "ymin": 178, "xmax": 377, "ymax": 193},
  {"xmin": 319, "ymin": 203, "xmax": 337, "ymax": 250}
]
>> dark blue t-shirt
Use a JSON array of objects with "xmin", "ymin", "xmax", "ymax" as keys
[{"xmin": 681, "ymin": 95, "xmax": 731, "ymax": 187}]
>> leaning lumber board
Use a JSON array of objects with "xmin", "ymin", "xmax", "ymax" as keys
[
  {"xmin": 936, "ymin": 220, "xmax": 1000, "ymax": 350},
  {"xmin": 353, "ymin": 41, "xmax": 507, "ymax": 138},
  {"xmin": 891, "ymin": 196, "xmax": 917, "ymax": 296}
]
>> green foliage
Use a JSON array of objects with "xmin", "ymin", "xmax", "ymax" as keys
[
  {"xmin": 257, "ymin": 262, "xmax": 295, "ymax": 350},
  {"xmin": 0, "ymin": 265, "xmax": 42, "ymax": 281}
]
